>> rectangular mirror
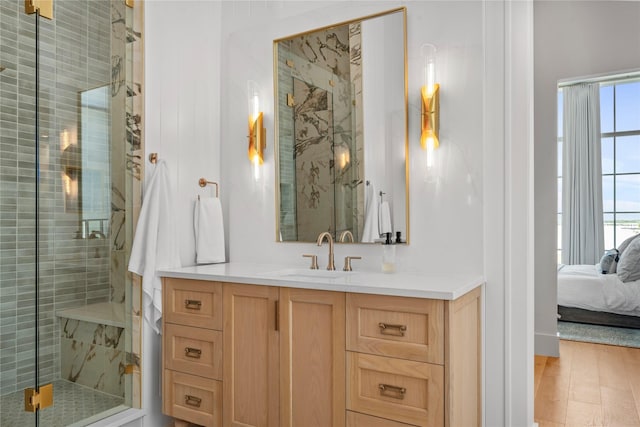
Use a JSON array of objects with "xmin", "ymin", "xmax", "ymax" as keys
[{"xmin": 274, "ymin": 7, "xmax": 408, "ymax": 244}]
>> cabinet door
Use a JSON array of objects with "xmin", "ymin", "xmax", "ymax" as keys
[
  {"xmin": 223, "ymin": 284, "xmax": 279, "ymax": 427},
  {"xmin": 280, "ymin": 288, "xmax": 346, "ymax": 427}
]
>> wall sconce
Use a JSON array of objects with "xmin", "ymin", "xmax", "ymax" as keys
[
  {"xmin": 421, "ymin": 44, "xmax": 439, "ymax": 168},
  {"xmin": 248, "ymin": 80, "xmax": 266, "ymax": 181}
]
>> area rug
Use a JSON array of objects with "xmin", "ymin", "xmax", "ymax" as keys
[{"xmin": 557, "ymin": 320, "xmax": 640, "ymax": 348}]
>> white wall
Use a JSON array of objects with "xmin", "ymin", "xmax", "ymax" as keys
[
  {"xmin": 220, "ymin": 1, "xmax": 484, "ymax": 275},
  {"xmin": 143, "ymin": 1, "xmax": 222, "ymax": 426},
  {"xmin": 144, "ymin": 1, "xmax": 535, "ymax": 426},
  {"xmin": 534, "ymin": 0, "xmax": 640, "ymax": 356}
]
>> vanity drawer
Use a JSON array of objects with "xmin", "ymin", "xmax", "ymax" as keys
[
  {"xmin": 347, "ymin": 352, "xmax": 444, "ymax": 427},
  {"xmin": 164, "ymin": 278, "xmax": 222, "ymax": 330},
  {"xmin": 347, "ymin": 411, "xmax": 418, "ymax": 427},
  {"xmin": 164, "ymin": 323, "xmax": 222, "ymax": 380},
  {"xmin": 346, "ymin": 293, "xmax": 444, "ymax": 364},
  {"xmin": 163, "ymin": 370, "xmax": 222, "ymax": 427}
]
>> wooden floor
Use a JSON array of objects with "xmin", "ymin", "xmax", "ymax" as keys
[{"xmin": 535, "ymin": 340, "xmax": 640, "ymax": 426}]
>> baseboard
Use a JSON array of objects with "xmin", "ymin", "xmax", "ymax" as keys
[{"xmin": 535, "ymin": 331, "xmax": 559, "ymax": 356}]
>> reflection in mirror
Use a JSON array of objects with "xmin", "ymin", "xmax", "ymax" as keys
[
  {"xmin": 63, "ymin": 85, "xmax": 112, "ymax": 237},
  {"xmin": 274, "ymin": 8, "xmax": 408, "ymax": 244}
]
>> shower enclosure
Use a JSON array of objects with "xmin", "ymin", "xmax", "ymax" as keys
[{"xmin": 0, "ymin": 0, "xmax": 143, "ymax": 425}]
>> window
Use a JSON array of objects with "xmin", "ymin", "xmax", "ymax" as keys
[
  {"xmin": 558, "ymin": 79, "xmax": 640, "ymax": 259},
  {"xmin": 601, "ymin": 81, "xmax": 640, "ymax": 249}
]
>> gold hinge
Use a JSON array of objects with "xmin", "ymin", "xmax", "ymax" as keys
[
  {"xmin": 287, "ymin": 93, "xmax": 295, "ymax": 107},
  {"xmin": 124, "ymin": 364, "xmax": 135, "ymax": 374},
  {"xmin": 24, "ymin": 383, "xmax": 53, "ymax": 412},
  {"xmin": 24, "ymin": 0, "xmax": 53, "ymax": 20},
  {"xmin": 125, "ymin": 0, "xmax": 133, "ymax": 8}
]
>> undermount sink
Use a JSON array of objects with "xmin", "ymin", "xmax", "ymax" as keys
[{"xmin": 265, "ymin": 268, "xmax": 351, "ymax": 281}]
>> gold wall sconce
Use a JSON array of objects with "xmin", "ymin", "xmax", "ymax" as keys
[
  {"xmin": 421, "ymin": 44, "xmax": 439, "ymax": 168},
  {"xmin": 248, "ymin": 80, "xmax": 266, "ymax": 180}
]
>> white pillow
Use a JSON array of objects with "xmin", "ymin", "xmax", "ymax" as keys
[
  {"xmin": 618, "ymin": 233, "xmax": 640, "ymax": 255},
  {"xmin": 612, "ymin": 233, "xmax": 640, "ymax": 273},
  {"xmin": 616, "ymin": 237, "xmax": 640, "ymax": 283}
]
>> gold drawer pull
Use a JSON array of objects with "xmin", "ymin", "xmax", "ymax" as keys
[
  {"xmin": 184, "ymin": 395, "xmax": 202, "ymax": 408},
  {"xmin": 184, "ymin": 347, "xmax": 202, "ymax": 359},
  {"xmin": 378, "ymin": 322, "xmax": 407, "ymax": 337},
  {"xmin": 185, "ymin": 299, "xmax": 202, "ymax": 310},
  {"xmin": 379, "ymin": 383, "xmax": 406, "ymax": 400}
]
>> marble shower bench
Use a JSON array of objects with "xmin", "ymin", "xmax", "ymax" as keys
[{"xmin": 56, "ymin": 302, "xmax": 127, "ymax": 398}]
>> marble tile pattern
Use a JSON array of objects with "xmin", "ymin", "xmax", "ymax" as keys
[
  {"xmin": 348, "ymin": 25, "xmax": 365, "ymax": 240},
  {"xmin": 59, "ymin": 318, "xmax": 126, "ymax": 397},
  {"xmin": 285, "ymin": 24, "xmax": 364, "ymax": 241},
  {"xmin": 125, "ymin": 0, "xmax": 145, "ymax": 410},
  {"xmin": 294, "ymin": 79, "xmax": 336, "ymax": 241}
]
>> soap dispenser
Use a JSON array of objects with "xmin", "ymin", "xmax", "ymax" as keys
[{"xmin": 381, "ymin": 232, "xmax": 396, "ymax": 273}]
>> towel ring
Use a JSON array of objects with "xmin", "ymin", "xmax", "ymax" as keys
[{"xmin": 199, "ymin": 178, "xmax": 219, "ymax": 198}]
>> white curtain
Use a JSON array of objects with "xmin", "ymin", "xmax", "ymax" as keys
[{"xmin": 561, "ymin": 83, "xmax": 604, "ymax": 265}]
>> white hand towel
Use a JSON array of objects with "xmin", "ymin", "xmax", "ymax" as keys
[
  {"xmin": 194, "ymin": 197, "xmax": 226, "ymax": 264},
  {"xmin": 379, "ymin": 201, "xmax": 392, "ymax": 235},
  {"xmin": 361, "ymin": 183, "xmax": 379, "ymax": 242},
  {"xmin": 128, "ymin": 160, "xmax": 180, "ymax": 334}
]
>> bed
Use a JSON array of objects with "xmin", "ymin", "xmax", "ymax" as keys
[{"xmin": 557, "ymin": 264, "xmax": 640, "ymax": 328}]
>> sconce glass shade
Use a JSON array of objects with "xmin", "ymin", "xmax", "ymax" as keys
[
  {"xmin": 247, "ymin": 81, "xmax": 266, "ymax": 169},
  {"xmin": 420, "ymin": 44, "xmax": 439, "ymax": 155},
  {"xmin": 421, "ymin": 83, "xmax": 440, "ymax": 150}
]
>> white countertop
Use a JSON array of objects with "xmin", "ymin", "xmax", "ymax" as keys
[{"xmin": 158, "ymin": 262, "xmax": 484, "ymax": 300}]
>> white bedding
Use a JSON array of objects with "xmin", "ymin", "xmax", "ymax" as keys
[{"xmin": 557, "ymin": 264, "xmax": 640, "ymax": 317}]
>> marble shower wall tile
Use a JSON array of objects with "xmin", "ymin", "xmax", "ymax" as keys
[
  {"xmin": 59, "ymin": 319, "xmax": 125, "ymax": 397},
  {"xmin": 127, "ymin": 0, "xmax": 145, "ymax": 409},
  {"xmin": 103, "ymin": 349, "xmax": 125, "ymax": 397},
  {"xmin": 278, "ymin": 23, "xmax": 365, "ymax": 241}
]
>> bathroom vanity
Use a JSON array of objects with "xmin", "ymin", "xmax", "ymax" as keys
[{"xmin": 159, "ymin": 263, "xmax": 483, "ymax": 427}]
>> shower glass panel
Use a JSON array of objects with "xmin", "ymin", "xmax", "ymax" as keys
[{"xmin": 0, "ymin": 1, "xmax": 137, "ymax": 425}]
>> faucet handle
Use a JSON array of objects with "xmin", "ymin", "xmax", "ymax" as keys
[
  {"xmin": 303, "ymin": 254, "xmax": 319, "ymax": 270},
  {"xmin": 343, "ymin": 256, "xmax": 362, "ymax": 272}
]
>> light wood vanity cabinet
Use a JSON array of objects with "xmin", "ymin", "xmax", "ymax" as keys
[
  {"xmin": 346, "ymin": 289, "xmax": 481, "ymax": 427},
  {"xmin": 223, "ymin": 284, "xmax": 345, "ymax": 427},
  {"xmin": 162, "ymin": 278, "xmax": 224, "ymax": 427},
  {"xmin": 223, "ymin": 283, "xmax": 279, "ymax": 427},
  {"xmin": 279, "ymin": 288, "xmax": 345, "ymax": 427},
  {"xmin": 162, "ymin": 277, "xmax": 481, "ymax": 427}
]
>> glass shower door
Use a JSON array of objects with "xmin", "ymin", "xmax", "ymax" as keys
[{"xmin": 0, "ymin": 0, "xmax": 136, "ymax": 425}]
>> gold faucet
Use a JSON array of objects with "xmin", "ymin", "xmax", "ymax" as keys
[
  {"xmin": 316, "ymin": 231, "xmax": 335, "ymax": 271},
  {"xmin": 338, "ymin": 230, "xmax": 354, "ymax": 243}
]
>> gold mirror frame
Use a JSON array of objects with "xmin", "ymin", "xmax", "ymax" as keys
[{"xmin": 273, "ymin": 7, "xmax": 409, "ymax": 244}]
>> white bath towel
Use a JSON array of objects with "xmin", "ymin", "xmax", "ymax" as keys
[
  {"xmin": 194, "ymin": 197, "xmax": 226, "ymax": 264},
  {"xmin": 361, "ymin": 183, "xmax": 379, "ymax": 242},
  {"xmin": 128, "ymin": 160, "xmax": 180, "ymax": 334},
  {"xmin": 379, "ymin": 201, "xmax": 392, "ymax": 235}
]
